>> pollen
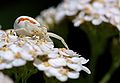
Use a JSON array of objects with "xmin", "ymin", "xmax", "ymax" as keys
[
  {"xmin": 15, "ymin": 52, "xmax": 21, "ymax": 58},
  {"xmin": 59, "ymin": 68, "xmax": 68, "ymax": 75},
  {"xmin": 29, "ymin": 50, "xmax": 36, "ymax": 57},
  {"xmin": 0, "ymin": 58, "xmax": 3, "ymax": 64},
  {"xmin": 43, "ymin": 62, "xmax": 50, "ymax": 67},
  {"xmin": 0, "ymin": 45, "xmax": 9, "ymax": 51}
]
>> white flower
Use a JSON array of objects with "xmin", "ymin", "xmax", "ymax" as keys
[
  {"xmin": 0, "ymin": 29, "xmax": 91, "ymax": 82},
  {"xmin": 12, "ymin": 58, "xmax": 26, "ymax": 67},
  {"xmin": 67, "ymin": 71, "xmax": 79, "ymax": 79},
  {"xmin": 5, "ymin": 29, "xmax": 18, "ymax": 42},
  {"xmin": 33, "ymin": 58, "xmax": 51, "ymax": 71},
  {"xmin": 0, "ymin": 50, "xmax": 15, "ymax": 61},
  {"xmin": 33, "ymin": 48, "xmax": 91, "ymax": 82},
  {"xmin": 39, "ymin": 43, "xmax": 52, "ymax": 52},
  {"xmin": 55, "ymin": 8, "xmax": 66, "ymax": 22},
  {"xmin": 44, "ymin": 71, "xmax": 53, "ymax": 77},
  {"xmin": 34, "ymin": 62, "xmax": 51, "ymax": 71},
  {"xmin": 36, "ymin": 0, "xmax": 120, "ymax": 31},
  {"xmin": 48, "ymin": 53, "xmax": 59, "ymax": 59},
  {"xmin": 81, "ymin": 66, "xmax": 91, "ymax": 74},
  {"xmin": 37, "ymin": 7, "xmax": 56, "ymax": 25},
  {"xmin": 67, "ymin": 63, "xmax": 82, "ymax": 71},
  {"xmin": 47, "ymin": 67, "xmax": 62, "ymax": 77},
  {"xmin": 56, "ymin": 75, "xmax": 68, "ymax": 82},
  {"xmin": 48, "ymin": 58, "xmax": 66, "ymax": 67}
]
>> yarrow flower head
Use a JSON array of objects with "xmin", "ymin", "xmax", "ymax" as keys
[
  {"xmin": 0, "ymin": 16, "xmax": 91, "ymax": 82},
  {"xmin": 36, "ymin": 0, "xmax": 120, "ymax": 31},
  {"xmin": 34, "ymin": 48, "xmax": 91, "ymax": 82},
  {"xmin": 0, "ymin": 29, "xmax": 91, "ymax": 81}
]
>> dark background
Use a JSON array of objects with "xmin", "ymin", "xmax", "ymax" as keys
[
  {"xmin": 0, "ymin": 0, "xmax": 61, "ymax": 29},
  {"xmin": 0, "ymin": 0, "xmax": 119, "ymax": 83}
]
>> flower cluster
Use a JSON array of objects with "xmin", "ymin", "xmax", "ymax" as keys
[
  {"xmin": 34, "ymin": 48, "xmax": 91, "ymax": 82},
  {"xmin": 0, "ymin": 29, "xmax": 90, "ymax": 82},
  {"xmin": 0, "ymin": 72, "xmax": 14, "ymax": 83},
  {"xmin": 36, "ymin": 0, "xmax": 120, "ymax": 31}
]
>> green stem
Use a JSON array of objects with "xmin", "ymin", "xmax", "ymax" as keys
[
  {"xmin": 99, "ymin": 61, "xmax": 120, "ymax": 83},
  {"xmin": 81, "ymin": 23, "xmax": 107, "ymax": 83},
  {"xmin": 80, "ymin": 22, "xmax": 118, "ymax": 83},
  {"xmin": 44, "ymin": 75, "xmax": 60, "ymax": 83},
  {"xmin": 15, "ymin": 72, "xmax": 22, "ymax": 83}
]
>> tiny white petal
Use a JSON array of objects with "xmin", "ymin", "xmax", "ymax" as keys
[
  {"xmin": 100, "ymin": 16, "xmax": 109, "ymax": 22},
  {"xmin": 56, "ymin": 75, "xmax": 68, "ymax": 82},
  {"xmin": 48, "ymin": 68, "xmax": 61, "ymax": 77},
  {"xmin": 5, "ymin": 63, "xmax": 13, "ymax": 69},
  {"xmin": 117, "ymin": 25, "xmax": 120, "ymax": 31},
  {"xmin": 32, "ymin": 45, "xmax": 43, "ymax": 55},
  {"xmin": 34, "ymin": 63, "xmax": 50, "ymax": 71},
  {"xmin": 0, "ymin": 30, "xmax": 6, "ymax": 37},
  {"xmin": 110, "ymin": 8, "xmax": 120, "ymax": 15},
  {"xmin": 115, "ymin": 16, "xmax": 120, "ymax": 23},
  {"xmin": 0, "ymin": 51, "xmax": 14, "ymax": 61},
  {"xmin": 73, "ymin": 21, "xmax": 81, "ymax": 27},
  {"xmin": 22, "ymin": 43, "xmax": 34, "ymax": 51},
  {"xmin": 59, "ymin": 50, "xmax": 69, "ymax": 56},
  {"xmin": 21, "ymin": 51, "xmax": 34, "ymax": 61},
  {"xmin": 67, "ymin": 63, "xmax": 82, "ymax": 71},
  {"xmin": 9, "ymin": 44, "xmax": 21, "ymax": 53},
  {"xmin": 8, "ymin": 35, "xmax": 18, "ymax": 42},
  {"xmin": 67, "ymin": 71, "xmax": 79, "ymax": 79},
  {"xmin": 82, "ymin": 66, "xmax": 91, "ymax": 74},
  {"xmin": 92, "ymin": 2, "xmax": 104, "ymax": 9},
  {"xmin": 44, "ymin": 71, "xmax": 53, "ymax": 77},
  {"xmin": 84, "ymin": 16, "xmax": 93, "ymax": 21},
  {"xmin": 0, "ymin": 41, "xmax": 6, "ymax": 48},
  {"xmin": 12, "ymin": 59, "xmax": 26, "ymax": 67},
  {"xmin": 48, "ymin": 58, "xmax": 66, "ymax": 67},
  {"xmin": 79, "ymin": 57, "xmax": 89, "ymax": 64},
  {"xmin": 40, "ymin": 44, "xmax": 51, "ymax": 52},
  {"xmin": 48, "ymin": 53, "xmax": 58, "ymax": 59},
  {"xmin": 71, "ymin": 57, "xmax": 81, "ymax": 63},
  {"xmin": 55, "ymin": 11, "xmax": 65, "ymax": 22},
  {"xmin": 65, "ymin": 50, "xmax": 79, "ymax": 56},
  {"xmin": 0, "ymin": 63, "xmax": 6, "ymax": 70},
  {"xmin": 64, "ymin": 50, "xmax": 74, "ymax": 55},
  {"xmin": 92, "ymin": 19, "xmax": 102, "ymax": 25}
]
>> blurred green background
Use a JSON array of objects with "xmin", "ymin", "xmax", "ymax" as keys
[
  {"xmin": 0, "ymin": 0, "xmax": 60, "ymax": 29},
  {"xmin": 0, "ymin": 0, "xmax": 120, "ymax": 83}
]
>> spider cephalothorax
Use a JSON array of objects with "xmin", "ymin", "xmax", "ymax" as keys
[{"xmin": 14, "ymin": 16, "xmax": 69, "ymax": 49}]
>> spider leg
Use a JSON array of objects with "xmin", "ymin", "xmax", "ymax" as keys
[
  {"xmin": 47, "ymin": 32, "xmax": 69, "ymax": 49},
  {"xmin": 14, "ymin": 28, "xmax": 30, "ymax": 36},
  {"xmin": 24, "ymin": 21, "xmax": 35, "ymax": 33},
  {"xmin": 0, "ymin": 25, "xmax": 2, "ymax": 29}
]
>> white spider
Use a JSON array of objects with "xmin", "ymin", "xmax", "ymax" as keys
[{"xmin": 14, "ymin": 16, "xmax": 69, "ymax": 49}]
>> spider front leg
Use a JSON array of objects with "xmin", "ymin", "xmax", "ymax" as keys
[
  {"xmin": 14, "ymin": 21, "xmax": 35, "ymax": 36},
  {"xmin": 14, "ymin": 28, "xmax": 31, "ymax": 36},
  {"xmin": 47, "ymin": 32, "xmax": 69, "ymax": 49}
]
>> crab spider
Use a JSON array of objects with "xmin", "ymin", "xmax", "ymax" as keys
[{"xmin": 14, "ymin": 16, "xmax": 69, "ymax": 49}]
